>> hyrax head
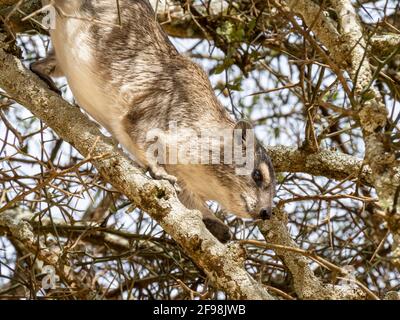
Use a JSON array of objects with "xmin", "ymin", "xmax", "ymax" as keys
[
  {"xmin": 150, "ymin": 119, "xmax": 276, "ymax": 220},
  {"xmin": 199, "ymin": 120, "xmax": 276, "ymax": 220}
]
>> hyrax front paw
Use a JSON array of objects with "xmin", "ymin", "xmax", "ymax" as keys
[
  {"xmin": 148, "ymin": 165, "xmax": 181, "ymax": 193},
  {"xmin": 203, "ymin": 217, "xmax": 232, "ymax": 243}
]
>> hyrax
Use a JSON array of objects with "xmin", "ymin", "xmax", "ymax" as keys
[{"xmin": 32, "ymin": 0, "xmax": 276, "ymax": 243}]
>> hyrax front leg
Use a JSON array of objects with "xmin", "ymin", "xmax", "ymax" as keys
[
  {"xmin": 30, "ymin": 49, "xmax": 62, "ymax": 94},
  {"xmin": 141, "ymin": 132, "xmax": 181, "ymax": 192}
]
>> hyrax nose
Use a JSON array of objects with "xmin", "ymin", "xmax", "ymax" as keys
[{"xmin": 259, "ymin": 208, "xmax": 272, "ymax": 220}]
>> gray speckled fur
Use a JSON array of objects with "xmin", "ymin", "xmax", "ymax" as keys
[{"xmin": 33, "ymin": 0, "xmax": 276, "ymax": 242}]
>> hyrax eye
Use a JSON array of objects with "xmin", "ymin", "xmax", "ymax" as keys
[{"xmin": 252, "ymin": 169, "xmax": 263, "ymax": 185}]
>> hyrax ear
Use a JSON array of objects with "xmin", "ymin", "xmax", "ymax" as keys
[{"xmin": 234, "ymin": 120, "xmax": 253, "ymax": 142}]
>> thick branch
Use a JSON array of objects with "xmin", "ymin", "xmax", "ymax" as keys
[
  {"xmin": 283, "ymin": 0, "xmax": 400, "ymax": 268},
  {"xmin": 258, "ymin": 209, "xmax": 366, "ymax": 299},
  {"xmin": 266, "ymin": 145, "xmax": 372, "ymax": 185}
]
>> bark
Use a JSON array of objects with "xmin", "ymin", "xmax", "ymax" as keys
[
  {"xmin": 0, "ymin": 34, "xmax": 374, "ymax": 299},
  {"xmin": 258, "ymin": 210, "xmax": 366, "ymax": 299},
  {"xmin": 0, "ymin": 36, "xmax": 274, "ymax": 300},
  {"xmin": 266, "ymin": 145, "xmax": 372, "ymax": 185},
  {"xmin": 0, "ymin": 0, "xmax": 391, "ymax": 299},
  {"xmin": 284, "ymin": 0, "xmax": 400, "ymax": 272}
]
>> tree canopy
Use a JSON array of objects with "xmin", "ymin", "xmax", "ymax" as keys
[{"xmin": 0, "ymin": 0, "xmax": 399, "ymax": 300}]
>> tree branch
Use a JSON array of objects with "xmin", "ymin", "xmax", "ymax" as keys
[
  {"xmin": 0, "ymin": 35, "xmax": 275, "ymax": 300},
  {"xmin": 266, "ymin": 145, "xmax": 372, "ymax": 185},
  {"xmin": 257, "ymin": 209, "xmax": 367, "ymax": 299},
  {"xmin": 282, "ymin": 0, "xmax": 400, "ymax": 273}
]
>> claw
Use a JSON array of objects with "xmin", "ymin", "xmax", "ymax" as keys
[{"xmin": 148, "ymin": 166, "xmax": 181, "ymax": 193}]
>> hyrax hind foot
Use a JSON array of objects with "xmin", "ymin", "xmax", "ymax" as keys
[{"xmin": 203, "ymin": 216, "xmax": 232, "ymax": 243}]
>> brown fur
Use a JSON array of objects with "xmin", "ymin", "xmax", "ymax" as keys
[{"xmin": 32, "ymin": 0, "xmax": 276, "ymax": 242}]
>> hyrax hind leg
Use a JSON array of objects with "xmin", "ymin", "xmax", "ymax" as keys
[
  {"xmin": 202, "ymin": 210, "xmax": 232, "ymax": 243},
  {"xmin": 30, "ymin": 49, "xmax": 63, "ymax": 94},
  {"xmin": 177, "ymin": 188, "xmax": 232, "ymax": 243}
]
